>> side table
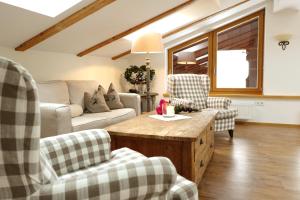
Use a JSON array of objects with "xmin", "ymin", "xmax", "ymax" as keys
[{"xmin": 139, "ymin": 92, "xmax": 158, "ymax": 113}]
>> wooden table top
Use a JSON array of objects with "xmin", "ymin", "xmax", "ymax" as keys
[
  {"xmin": 139, "ymin": 92, "xmax": 159, "ymax": 97},
  {"xmin": 106, "ymin": 110, "xmax": 217, "ymax": 142}
]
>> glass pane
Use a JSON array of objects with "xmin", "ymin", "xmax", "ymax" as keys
[
  {"xmin": 216, "ymin": 18, "xmax": 259, "ymax": 88},
  {"xmin": 173, "ymin": 38, "xmax": 209, "ymax": 74}
]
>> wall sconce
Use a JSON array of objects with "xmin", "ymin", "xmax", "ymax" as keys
[{"xmin": 275, "ymin": 34, "xmax": 292, "ymax": 50}]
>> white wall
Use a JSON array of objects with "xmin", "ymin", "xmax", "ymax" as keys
[
  {"xmin": 127, "ymin": 1, "xmax": 300, "ymax": 125},
  {"xmin": 264, "ymin": 3, "xmax": 300, "ymax": 95},
  {"xmin": 0, "ymin": 46, "xmax": 128, "ymax": 92}
]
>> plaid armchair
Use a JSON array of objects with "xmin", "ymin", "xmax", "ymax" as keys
[
  {"xmin": 0, "ymin": 57, "xmax": 198, "ymax": 200},
  {"xmin": 168, "ymin": 74, "xmax": 238, "ymax": 137}
]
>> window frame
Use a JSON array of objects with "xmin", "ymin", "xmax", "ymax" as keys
[
  {"xmin": 167, "ymin": 33, "xmax": 211, "ymax": 74},
  {"xmin": 167, "ymin": 9, "xmax": 265, "ymax": 95}
]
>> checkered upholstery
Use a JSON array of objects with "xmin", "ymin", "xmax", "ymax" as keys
[
  {"xmin": 0, "ymin": 57, "xmax": 41, "ymax": 199},
  {"xmin": 215, "ymin": 109, "xmax": 238, "ymax": 120},
  {"xmin": 168, "ymin": 74, "xmax": 238, "ymax": 132},
  {"xmin": 207, "ymin": 97, "xmax": 231, "ymax": 109},
  {"xmin": 214, "ymin": 117, "xmax": 235, "ymax": 132},
  {"xmin": 34, "ymin": 156, "xmax": 178, "ymax": 199},
  {"xmin": 40, "ymin": 151, "xmax": 59, "ymax": 184},
  {"xmin": 169, "ymin": 175, "xmax": 199, "ymax": 200},
  {"xmin": 168, "ymin": 74, "xmax": 207, "ymax": 110},
  {"xmin": 40, "ymin": 129, "xmax": 111, "ymax": 176},
  {"xmin": 51, "ymin": 148, "xmax": 199, "ymax": 200},
  {"xmin": 0, "ymin": 57, "xmax": 198, "ymax": 200},
  {"xmin": 171, "ymin": 98, "xmax": 194, "ymax": 108}
]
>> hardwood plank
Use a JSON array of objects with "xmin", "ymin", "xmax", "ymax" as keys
[
  {"xmin": 78, "ymin": 0, "xmax": 195, "ymax": 57},
  {"xmin": 199, "ymin": 124, "xmax": 300, "ymax": 200},
  {"xmin": 15, "ymin": 0, "xmax": 116, "ymax": 51},
  {"xmin": 112, "ymin": 0, "xmax": 250, "ymax": 60}
]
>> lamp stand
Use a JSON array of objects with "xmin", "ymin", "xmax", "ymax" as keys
[{"xmin": 146, "ymin": 57, "xmax": 151, "ymax": 112}]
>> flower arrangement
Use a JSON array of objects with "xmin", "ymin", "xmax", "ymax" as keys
[{"xmin": 124, "ymin": 65, "xmax": 155, "ymax": 85}]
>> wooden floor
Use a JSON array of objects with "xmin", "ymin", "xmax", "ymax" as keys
[{"xmin": 199, "ymin": 124, "xmax": 300, "ymax": 200}]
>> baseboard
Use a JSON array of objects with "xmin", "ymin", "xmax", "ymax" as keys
[{"xmin": 236, "ymin": 121, "xmax": 300, "ymax": 127}]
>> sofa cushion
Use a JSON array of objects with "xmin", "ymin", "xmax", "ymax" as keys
[
  {"xmin": 72, "ymin": 108, "xmax": 136, "ymax": 132},
  {"xmin": 69, "ymin": 104, "xmax": 83, "ymax": 118},
  {"xmin": 66, "ymin": 80, "xmax": 101, "ymax": 109},
  {"xmin": 37, "ymin": 81, "xmax": 70, "ymax": 104}
]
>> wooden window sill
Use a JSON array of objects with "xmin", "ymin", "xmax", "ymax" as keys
[{"xmin": 209, "ymin": 93, "xmax": 300, "ymax": 100}]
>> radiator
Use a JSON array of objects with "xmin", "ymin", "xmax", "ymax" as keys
[{"xmin": 230, "ymin": 102, "xmax": 254, "ymax": 120}]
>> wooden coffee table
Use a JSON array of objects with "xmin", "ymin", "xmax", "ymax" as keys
[{"xmin": 106, "ymin": 110, "xmax": 217, "ymax": 184}]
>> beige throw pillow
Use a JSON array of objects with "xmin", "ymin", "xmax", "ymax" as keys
[
  {"xmin": 84, "ymin": 88, "xmax": 110, "ymax": 113},
  {"xmin": 104, "ymin": 83, "xmax": 124, "ymax": 110}
]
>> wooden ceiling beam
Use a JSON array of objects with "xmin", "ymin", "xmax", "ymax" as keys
[
  {"xmin": 111, "ymin": 0, "xmax": 250, "ymax": 60},
  {"xmin": 77, "ymin": 0, "xmax": 195, "ymax": 57},
  {"xmin": 112, "ymin": 50, "xmax": 131, "ymax": 60},
  {"xmin": 15, "ymin": 0, "xmax": 116, "ymax": 51}
]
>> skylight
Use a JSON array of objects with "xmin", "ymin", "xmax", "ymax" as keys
[{"xmin": 0, "ymin": 0, "xmax": 83, "ymax": 17}]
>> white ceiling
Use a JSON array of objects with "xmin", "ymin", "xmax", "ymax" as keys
[
  {"xmin": 0, "ymin": 0, "xmax": 263, "ymax": 58},
  {"xmin": 273, "ymin": 0, "xmax": 300, "ymax": 12},
  {"xmin": 0, "ymin": 0, "xmax": 94, "ymax": 47}
]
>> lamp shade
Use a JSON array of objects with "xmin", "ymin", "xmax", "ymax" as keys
[
  {"xmin": 275, "ymin": 33, "xmax": 292, "ymax": 41},
  {"xmin": 177, "ymin": 52, "xmax": 196, "ymax": 64},
  {"xmin": 131, "ymin": 32, "xmax": 164, "ymax": 54}
]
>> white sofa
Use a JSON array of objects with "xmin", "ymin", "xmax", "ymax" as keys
[{"xmin": 37, "ymin": 80, "xmax": 141, "ymax": 138}]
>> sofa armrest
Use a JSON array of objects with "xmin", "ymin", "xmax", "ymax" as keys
[
  {"xmin": 207, "ymin": 97, "xmax": 231, "ymax": 109},
  {"xmin": 119, "ymin": 93, "xmax": 141, "ymax": 115},
  {"xmin": 40, "ymin": 103, "xmax": 72, "ymax": 138},
  {"xmin": 35, "ymin": 157, "xmax": 177, "ymax": 199}
]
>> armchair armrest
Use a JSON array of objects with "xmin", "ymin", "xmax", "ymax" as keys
[
  {"xmin": 207, "ymin": 97, "xmax": 231, "ymax": 109},
  {"xmin": 40, "ymin": 129, "xmax": 111, "ymax": 176},
  {"xmin": 40, "ymin": 103, "xmax": 72, "ymax": 138},
  {"xmin": 119, "ymin": 93, "xmax": 141, "ymax": 115},
  {"xmin": 35, "ymin": 157, "xmax": 177, "ymax": 199}
]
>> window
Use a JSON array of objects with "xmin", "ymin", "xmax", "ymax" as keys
[
  {"xmin": 171, "ymin": 36, "xmax": 209, "ymax": 74},
  {"xmin": 0, "ymin": 0, "xmax": 83, "ymax": 17},
  {"xmin": 168, "ymin": 10, "xmax": 265, "ymax": 95}
]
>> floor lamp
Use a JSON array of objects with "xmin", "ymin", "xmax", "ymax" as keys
[{"xmin": 131, "ymin": 32, "xmax": 164, "ymax": 112}]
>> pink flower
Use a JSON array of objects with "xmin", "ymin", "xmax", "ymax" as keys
[
  {"xmin": 156, "ymin": 106, "xmax": 162, "ymax": 115},
  {"xmin": 159, "ymin": 99, "xmax": 166, "ymax": 106}
]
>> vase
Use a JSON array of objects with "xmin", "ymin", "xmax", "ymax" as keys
[{"xmin": 137, "ymin": 84, "xmax": 145, "ymax": 94}]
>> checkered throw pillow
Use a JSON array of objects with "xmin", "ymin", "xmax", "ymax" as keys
[
  {"xmin": 0, "ymin": 57, "xmax": 41, "ymax": 199},
  {"xmin": 40, "ymin": 129, "xmax": 111, "ymax": 176},
  {"xmin": 168, "ymin": 74, "xmax": 208, "ymax": 110}
]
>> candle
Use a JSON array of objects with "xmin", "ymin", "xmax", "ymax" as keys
[{"xmin": 166, "ymin": 105, "xmax": 175, "ymax": 117}]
